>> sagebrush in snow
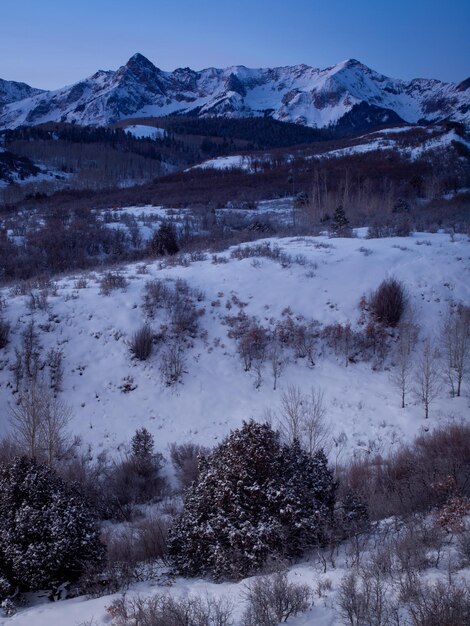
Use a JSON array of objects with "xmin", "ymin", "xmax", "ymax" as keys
[
  {"xmin": 242, "ymin": 570, "xmax": 313, "ymax": 626},
  {"xmin": 370, "ymin": 278, "xmax": 407, "ymax": 327}
]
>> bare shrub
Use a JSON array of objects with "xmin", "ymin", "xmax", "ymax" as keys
[
  {"xmin": 134, "ymin": 515, "xmax": 170, "ymax": 563},
  {"xmin": 107, "ymin": 434, "xmax": 167, "ymax": 518},
  {"xmin": 393, "ymin": 527, "xmax": 430, "ymax": 575},
  {"xmin": 101, "ymin": 526, "xmax": 141, "ymax": 586},
  {"xmin": 99, "ymin": 272, "xmax": 128, "ymax": 295},
  {"xmin": 237, "ymin": 319, "xmax": 268, "ymax": 373},
  {"xmin": 143, "ymin": 277, "xmax": 203, "ymax": 337},
  {"xmin": 402, "ymin": 578, "xmax": 470, "ymax": 626},
  {"xmin": 160, "ymin": 341, "xmax": 186, "ymax": 385},
  {"xmin": 170, "ymin": 292, "xmax": 200, "ymax": 337},
  {"xmin": 457, "ymin": 527, "xmax": 470, "ymax": 566},
  {"xmin": 337, "ymin": 569, "xmax": 396, "ymax": 626},
  {"xmin": 0, "ymin": 318, "xmax": 10, "ymax": 349},
  {"xmin": 322, "ymin": 322, "xmax": 370, "ymax": 366},
  {"xmin": 102, "ymin": 515, "xmax": 170, "ymax": 578},
  {"xmin": 13, "ymin": 320, "xmax": 41, "ymax": 389},
  {"xmin": 337, "ymin": 422, "xmax": 470, "ymax": 521},
  {"xmin": 143, "ymin": 279, "xmax": 172, "ymax": 317},
  {"xmin": 370, "ymin": 278, "xmax": 407, "ymax": 327},
  {"xmin": 230, "ymin": 242, "xmax": 292, "ymax": 267},
  {"xmin": 108, "ymin": 593, "xmax": 233, "ymax": 626},
  {"xmin": 242, "ymin": 570, "xmax": 313, "ymax": 626},
  {"xmin": 46, "ymin": 347, "xmax": 64, "ymax": 394},
  {"xmin": 275, "ymin": 317, "xmax": 319, "ymax": 366},
  {"xmin": 130, "ymin": 324, "xmax": 154, "ymax": 361},
  {"xmin": 27, "ymin": 289, "xmax": 49, "ymax": 312},
  {"xmin": 74, "ymin": 277, "xmax": 88, "ymax": 289},
  {"xmin": 0, "ymin": 438, "xmax": 21, "ymax": 466},
  {"xmin": 169, "ymin": 442, "xmax": 209, "ymax": 490}
]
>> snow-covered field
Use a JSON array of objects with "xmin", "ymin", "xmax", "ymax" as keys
[
  {"xmin": 190, "ymin": 127, "xmax": 470, "ymax": 172},
  {"xmin": 1, "ymin": 231, "xmax": 468, "ymax": 454},
  {"xmin": 125, "ymin": 125, "xmax": 166, "ymax": 140},
  {"xmin": 190, "ymin": 154, "xmax": 270, "ymax": 172},
  {"xmin": 3, "ymin": 522, "xmax": 469, "ymax": 626},
  {"xmin": 0, "ymin": 230, "xmax": 469, "ymax": 625}
]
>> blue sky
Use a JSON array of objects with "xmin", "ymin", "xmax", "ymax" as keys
[{"xmin": 2, "ymin": 0, "xmax": 469, "ymax": 89}]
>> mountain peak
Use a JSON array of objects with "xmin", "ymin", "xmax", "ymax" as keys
[
  {"xmin": 336, "ymin": 58, "xmax": 368, "ymax": 72},
  {"xmin": 0, "ymin": 57, "xmax": 468, "ymax": 129},
  {"xmin": 457, "ymin": 77, "xmax": 470, "ymax": 92},
  {"xmin": 125, "ymin": 53, "xmax": 158, "ymax": 72}
]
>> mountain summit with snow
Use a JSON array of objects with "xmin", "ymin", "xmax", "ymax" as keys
[{"xmin": 0, "ymin": 54, "xmax": 469, "ymax": 130}]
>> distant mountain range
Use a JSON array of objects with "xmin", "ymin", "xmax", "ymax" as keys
[{"xmin": 0, "ymin": 53, "xmax": 469, "ymax": 131}]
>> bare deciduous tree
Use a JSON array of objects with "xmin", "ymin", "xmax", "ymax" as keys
[
  {"xmin": 9, "ymin": 380, "xmax": 72, "ymax": 464},
  {"xmin": 414, "ymin": 338, "xmax": 441, "ymax": 419},
  {"xmin": 277, "ymin": 385, "xmax": 331, "ymax": 455},
  {"xmin": 269, "ymin": 335, "xmax": 287, "ymax": 391},
  {"xmin": 169, "ymin": 442, "xmax": 209, "ymax": 490},
  {"xmin": 441, "ymin": 304, "xmax": 470, "ymax": 398},
  {"xmin": 390, "ymin": 314, "xmax": 419, "ymax": 408}
]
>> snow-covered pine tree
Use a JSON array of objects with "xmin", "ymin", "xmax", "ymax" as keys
[
  {"xmin": 331, "ymin": 205, "xmax": 351, "ymax": 237},
  {"xmin": 0, "ymin": 457, "xmax": 104, "ymax": 591},
  {"xmin": 168, "ymin": 421, "xmax": 336, "ymax": 580},
  {"xmin": 131, "ymin": 426, "xmax": 154, "ymax": 458}
]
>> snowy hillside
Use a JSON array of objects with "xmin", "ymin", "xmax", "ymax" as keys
[
  {"xmin": 0, "ymin": 228, "xmax": 469, "ymax": 626},
  {"xmin": 191, "ymin": 125, "xmax": 470, "ymax": 171},
  {"xmin": 1, "ymin": 230, "xmax": 468, "ymax": 457},
  {"xmin": 0, "ymin": 54, "xmax": 468, "ymax": 130}
]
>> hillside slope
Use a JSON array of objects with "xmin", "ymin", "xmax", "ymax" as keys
[{"xmin": 0, "ymin": 229, "xmax": 468, "ymax": 457}]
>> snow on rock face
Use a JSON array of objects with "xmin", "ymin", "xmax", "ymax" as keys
[
  {"xmin": 0, "ymin": 78, "xmax": 44, "ymax": 110},
  {"xmin": 0, "ymin": 54, "xmax": 468, "ymax": 129}
]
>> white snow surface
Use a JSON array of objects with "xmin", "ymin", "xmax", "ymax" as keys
[
  {"xmin": 191, "ymin": 154, "xmax": 256, "ymax": 171},
  {"xmin": 0, "ymin": 230, "xmax": 470, "ymax": 624},
  {"xmin": 3, "ymin": 529, "xmax": 470, "ymax": 626},
  {"xmin": 0, "ymin": 231, "xmax": 468, "ymax": 453},
  {"xmin": 125, "ymin": 124, "xmax": 165, "ymax": 139}
]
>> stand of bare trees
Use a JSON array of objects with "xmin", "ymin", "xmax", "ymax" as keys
[{"xmin": 10, "ymin": 381, "xmax": 73, "ymax": 465}]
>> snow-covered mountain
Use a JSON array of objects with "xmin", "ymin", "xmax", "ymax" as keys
[
  {"xmin": 0, "ymin": 54, "xmax": 469, "ymax": 130},
  {"xmin": 0, "ymin": 78, "xmax": 44, "ymax": 111}
]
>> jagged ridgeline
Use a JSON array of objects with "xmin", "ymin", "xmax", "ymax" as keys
[{"xmin": 1, "ymin": 54, "xmax": 469, "ymax": 129}]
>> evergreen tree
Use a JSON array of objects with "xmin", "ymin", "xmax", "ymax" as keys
[
  {"xmin": 337, "ymin": 492, "xmax": 370, "ymax": 539},
  {"xmin": 168, "ymin": 421, "xmax": 336, "ymax": 580},
  {"xmin": 149, "ymin": 221, "xmax": 179, "ymax": 256},
  {"xmin": 331, "ymin": 205, "xmax": 350, "ymax": 237},
  {"xmin": 0, "ymin": 457, "xmax": 104, "ymax": 591},
  {"xmin": 131, "ymin": 427, "xmax": 154, "ymax": 466},
  {"xmin": 108, "ymin": 428, "xmax": 165, "ymax": 512}
]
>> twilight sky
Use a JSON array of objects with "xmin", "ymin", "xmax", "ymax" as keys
[{"xmin": 1, "ymin": 0, "xmax": 469, "ymax": 90}]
